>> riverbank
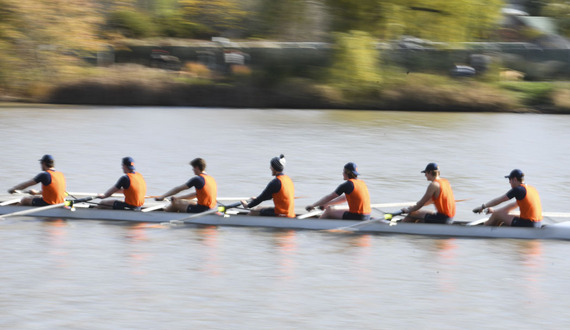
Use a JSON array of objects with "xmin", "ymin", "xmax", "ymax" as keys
[{"xmin": 2, "ymin": 65, "xmax": 569, "ymax": 113}]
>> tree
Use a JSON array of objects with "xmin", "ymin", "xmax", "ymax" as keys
[
  {"xmin": 329, "ymin": 31, "xmax": 383, "ymax": 95},
  {"xmin": 542, "ymin": 0, "xmax": 570, "ymax": 37},
  {"xmin": 326, "ymin": 0, "xmax": 504, "ymax": 42},
  {"xmin": 179, "ymin": 0, "xmax": 246, "ymax": 36},
  {"xmin": 326, "ymin": 0, "xmax": 387, "ymax": 37},
  {"xmin": 0, "ymin": 0, "xmax": 105, "ymax": 95}
]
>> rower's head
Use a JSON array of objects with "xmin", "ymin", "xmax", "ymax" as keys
[
  {"xmin": 122, "ymin": 157, "xmax": 136, "ymax": 173},
  {"xmin": 505, "ymin": 169, "xmax": 524, "ymax": 186},
  {"xmin": 343, "ymin": 162, "xmax": 359, "ymax": 179},
  {"xmin": 190, "ymin": 158, "xmax": 206, "ymax": 175},
  {"xmin": 421, "ymin": 162, "xmax": 439, "ymax": 180},
  {"xmin": 270, "ymin": 154, "xmax": 286, "ymax": 175},
  {"xmin": 39, "ymin": 154, "xmax": 54, "ymax": 169}
]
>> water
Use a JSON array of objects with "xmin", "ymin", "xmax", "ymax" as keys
[{"xmin": 1, "ymin": 106, "xmax": 570, "ymax": 329}]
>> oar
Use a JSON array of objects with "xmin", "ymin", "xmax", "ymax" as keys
[
  {"xmin": 371, "ymin": 201, "xmax": 415, "ymax": 208},
  {"xmin": 299, "ymin": 201, "xmax": 416, "ymax": 220},
  {"xmin": 297, "ymin": 207, "xmax": 324, "ymax": 219},
  {"xmin": 141, "ymin": 203, "xmax": 168, "ymax": 213},
  {"xmin": 10, "ymin": 189, "xmax": 33, "ymax": 195},
  {"xmin": 373, "ymin": 209, "xmax": 408, "ymax": 225},
  {"xmin": 465, "ymin": 218, "xmax": 488, "ymax": 226},
  {"xmin": 464, "ymin": 210, "xmax": 566, "ymax": 226},
  {"xmin": 0, "ymin": 196, "xmax": 95, "ymax": 219},
  {"xmin": 370, "ymin": 199, "xmax": 470, "ymax": 209},
  {"xmin": 325, "ymin": 211, "xmax": 404, "ymax": 233},
  {"xmin": 0, "ymin": 199, "xmax": 21, "ymax": 206},
  {"xmin": 542, "ymin": 212, "xmax": 570, "ymax": 218},
  {"xmin": 0, "ymin": 202, "xmax": 69, "ymax": 219},
  {"xmin": 64, "ymin": 191, "xmax": 126, "ymax": 198},
  {"xmin": 215, "ymin": 196, "xmax": 307, "ymax": 202},
  {"xmin": 167, "ymin": 202, "xmax": 242, "ymax": 225}
]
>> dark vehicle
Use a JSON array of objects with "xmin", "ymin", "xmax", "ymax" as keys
[{"xmin": 150, "ymin": 49, "xmax": 181, "ymax": 71}]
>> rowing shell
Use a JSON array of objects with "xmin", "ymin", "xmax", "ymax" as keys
[{"xmin": 1, "ymin": 205, "xmax": 570, "ymax": 240}]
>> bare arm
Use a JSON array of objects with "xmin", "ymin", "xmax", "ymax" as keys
[
  {"xmin": 404, "ymin": 182, "xmax": 438, "ymax": 213},
  {"xmin": 327, "ymin": 194, "xmax": 347, "ymax": 206},
  {"xmin": 8, "ymin": 179, "xmax": 38, "ymax": 194},
  {"xmin": 155, "ymin": 184, "xmax": 188, "ymax": 201},
  {"xmin": 98, "ymin": 186, "xmax": 121, "ymax": 199},
  {"xmin": 473, "ymin": 194, "xmax": 510, "ymax": 213},
  {"xmin": 307, "ymin": 192, "xmax": 340, "ymax": 210},
  {"xmin": 174, "ymin": 192, "xmax": 197, "ymax": 200}
]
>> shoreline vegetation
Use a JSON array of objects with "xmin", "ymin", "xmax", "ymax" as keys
[
  {"xmin": 1, "ymin": 64, "xmax": 568, "ymax": 113},
  {"xmin": 2, "ymin": 0, "xmax": 569, "ymax": 113}
]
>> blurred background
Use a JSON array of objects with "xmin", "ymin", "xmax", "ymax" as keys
[{"xmin": 0, "ymin": 0, "xmax": 568, "ymax": 111}]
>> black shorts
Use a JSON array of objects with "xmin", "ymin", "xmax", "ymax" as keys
[
  {"xmin": 31, "ymin": 197, "xmax": 49, "ymax": 206},
  {"xmin": 424, "ymin": 213, "xmax": 452, "ymax": 224},
  {"xmin": 113, "ymin": 201, "xmax": 141, "ymax": 211},
  {"xmin": 186, "ymin": 204, "xmax": 211, "ymax": 213},
  {"xmin": 512, "ymin": 217, "xmax": 542, "ymax": 228},
  {"xmin": 259, "ymin": 208, "xmax": 277, "ymax": 217},
  {"xmin": 342, "ymin": 212, "xmax": 370, "ymax": 220}
]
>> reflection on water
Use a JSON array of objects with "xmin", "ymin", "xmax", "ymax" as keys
[
  {"xmin": 195, "ymin": 226, "xmax": 222, "ymax": 276},
  {"xmin": 517, "ymin": 240, "xmax": 545, "ymax": 306},
  {"xmin": 41, "ymin": 219, "xmax": 70, "ymax": 269},
  {"xmin": 273, "ymin": 230, "xmax": 298, "ymax": 280},
  {"xmin": 434, "ymin": 239, "xmax": 458, "ymax": 293}
]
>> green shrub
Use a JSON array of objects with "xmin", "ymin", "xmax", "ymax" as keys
[
  {"xmin": 329, "ymin": 31, "xmax": 382, "ymax": 97},
  {"xmin": 498, "ymin": 81, "xmax": 554, "ymax": 105},
  {"xmin": 107, "ymin": 10, "xmax": 157, "ymax": 38},
  {"xmin": 154, "ymin": 14, "xmax": 215, "ymax": 39}
]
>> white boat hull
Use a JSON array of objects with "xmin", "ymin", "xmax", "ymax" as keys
[{"xmin": 1, "ymin": 205, "xmax": 570, "ymax": 240}]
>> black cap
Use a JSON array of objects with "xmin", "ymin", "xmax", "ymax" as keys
[
  {"xmin": 122, "ymin": 157, "xmax": 135, "ymax": 170},
  {"xmin": 39, "ymin": 154, "xmax": 54, "ymax": 166},
  {"xmin": 270, "ymin": 154, "xmax": 286, "ymax": 172},
  {"xmin": 344, "ymin": 162, "xmax": 359, "ymax": 176},
  {"xmin": 421, "ymin": 163, "xmax": 439, "ymax": 173},
  {"xmin": 505, "ymin": 169, "xmax": 524, "ymax": 180}
]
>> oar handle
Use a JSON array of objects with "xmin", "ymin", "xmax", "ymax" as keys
[
  {"xmin": 383, "ymin": 210, "xmax": 404, "ymax": 220},
  {"xmin": 169, "ymin": 201, "xmax": 244, "ymax": 224},
  {"xmin": 218, "ymin": 202, "xmax": 242, "ymax": 213}
]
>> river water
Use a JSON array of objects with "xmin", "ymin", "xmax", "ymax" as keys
[{"xmin": 1, "ymin": 106, "xmax": 570, "ymax": 329}]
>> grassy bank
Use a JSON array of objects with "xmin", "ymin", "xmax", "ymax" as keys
[{"xmin": 3, "ymin": 65, "xmax": 568, "ymax": 113}]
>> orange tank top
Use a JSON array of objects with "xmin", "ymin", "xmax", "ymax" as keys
[
  {"xmin": 433, "ymin": 178, "xmax": 456, "ymax": 218},
  {"xmin": 42, "ymin": 170, "xmax": 66, "ymax": 204},
  {"xmin": 346, "ymin": 179, "xmax": 371, "ymax": 215},
  {"xmin": 124, "ymin": 172, "xmax": 146, "ymax": 207},
  {"xmin": 196, "ymin": 173, "xmax": 217, "ymax": 209},
  {"xmin": 273, "ymin": 174, "xmax": 295, "ymax": 218},
  {"xmin": 517, "ymin": 184, "xmax": 542, "ymax": 222}
]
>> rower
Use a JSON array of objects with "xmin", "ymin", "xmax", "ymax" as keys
[
  {"xmin": 401, "ymin": 163, "xmax": 456, "ymax": 224},
  {"xmin": 306, "ymin": 162, "xmax": 371, "ymax": 220},
  {"xmin": 154, "ymin": 158, "xmax": 218, "ymax": 213},
  {"xmin": 240, "ymin": 154, "xmax": 295, "ymax": 218},
  {"xmin": 473, "ymin": 169, "xmax": 542, "ymax": 227},
  {"xmin": 7, "ymin": 154, "xmax": 66, "ymax": 206},
  {"xmin": 97, "ymin": 157, "xmax": 146, "ymax": 210}
]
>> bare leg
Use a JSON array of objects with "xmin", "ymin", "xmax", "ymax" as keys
[
  {"xmin": 247, "ymin": 207, "xmax": 262, "ymax": 216},
  {"xmin": 97, "ymin": 199, "xmax": 117, "ymax": 209},
  {"xmin": 19, "ymin": 196, "xmax": 34, "ymax": 206},
  {"xmin": 165, "ymin": 199, "xmax": 195, "ymax": 212},
  {"xmin": 320, "ymin": 205, "xmax": 348, "ymax": 219},
  {"xmin": 402, "ymin": 210, "xmax": 429, "ymax": 223},
  {"xmin": 485, "ymin": 202, "xmax": 517, "ymax": 226}
]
